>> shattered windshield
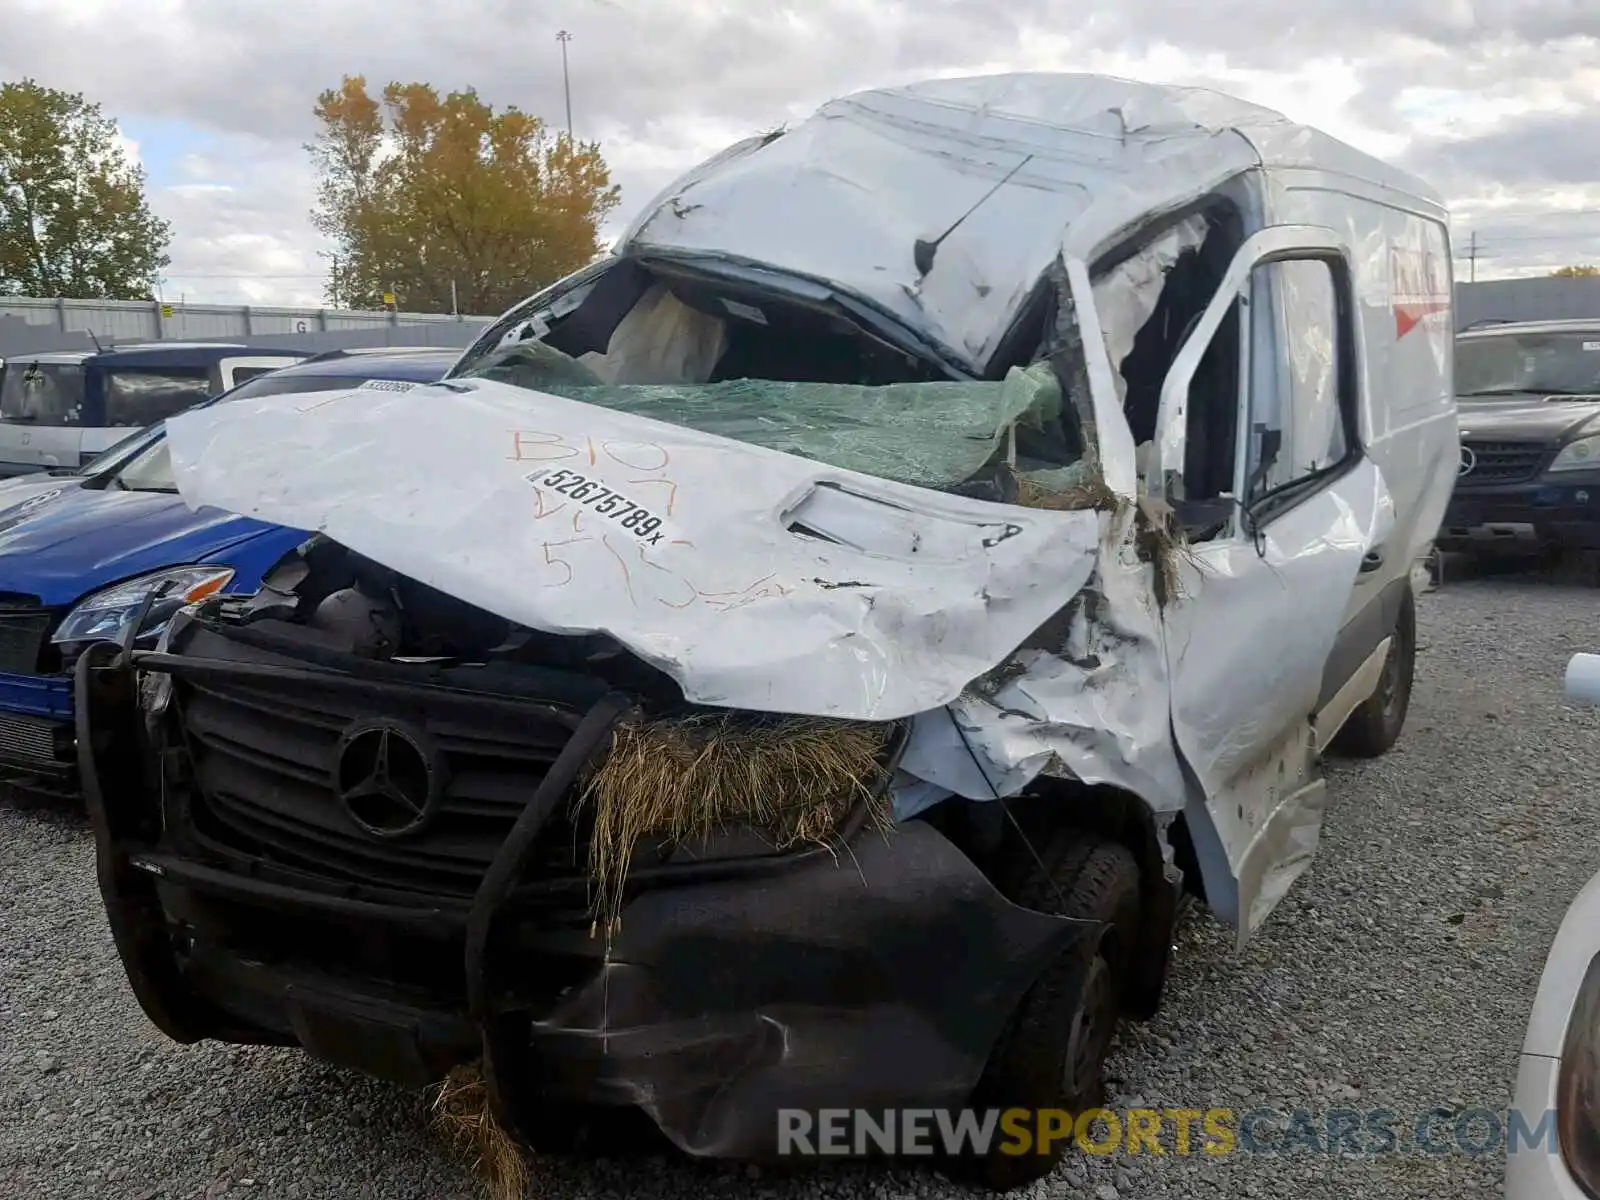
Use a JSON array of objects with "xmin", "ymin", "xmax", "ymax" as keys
[
  {"xmin": 452, "ymin": 285, "xmax": 1088, "ymax": 497},
  {"xmin": 1456, "ymin": 332, "xmax": 1600, "ymax": 398}
]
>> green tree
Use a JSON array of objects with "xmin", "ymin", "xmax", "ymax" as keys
[
  {"xmin": 308, "ymin": 76, "xmax": 621, "ymax": 314},
  {"xmin": 0, "ymin": 79, "xmax": 171, "ymax": 298},
  {"xmin": 1551, "ymin": 264, "xmax": 1600, "ymax": 277}
]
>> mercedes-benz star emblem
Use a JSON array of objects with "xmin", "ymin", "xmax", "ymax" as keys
[
  {"xmin": 333, "ymin": 721, "xmax": 444, "ymax": 839},
  {"xmin": 1458, "ymin": 445, "xmax": 1477, "ymax": 477}
]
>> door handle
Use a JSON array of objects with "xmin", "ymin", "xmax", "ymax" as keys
[{"xmin": 1360, "ymin": 549, "xmax": 1384, "ymax": 574}]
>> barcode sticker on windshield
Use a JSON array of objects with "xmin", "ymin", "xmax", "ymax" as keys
[
  {"xmin": 358, "ymin": 379, "xmax": 418, "ymax": 392},
  {"xmin": 1583, "ymin": 341, "xmax": 1600, "ymax": 352}
]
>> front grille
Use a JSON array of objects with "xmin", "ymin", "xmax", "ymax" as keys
[
  {"xmin": 1460, "ymin": 440, "xmax": 1549, "ymax": 486},
  {"xmin": 0, "ymin": 605, "xmax": 55, "ymax": 675},
  {"xmin": 176, "ymin": 671, "xmax": 591, "ymax": 898}
]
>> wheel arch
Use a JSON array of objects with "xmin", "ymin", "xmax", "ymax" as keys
[{"xmin": 996, "ymin": 779, "xmax": 1183, "ymax": 1019}]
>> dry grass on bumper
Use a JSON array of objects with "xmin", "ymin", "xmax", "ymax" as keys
[
  {"xmin": 578, "ymin": 714, "xmax": 891, "ymax": 934},
  {"xmin": 430, "ymin": 1065, "xmax": 529, "ymax": 1200}
]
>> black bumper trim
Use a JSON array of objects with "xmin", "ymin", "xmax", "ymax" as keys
[{"xmin": 464, "ymin": 688, "xmax": 633, "ymax": 1142}]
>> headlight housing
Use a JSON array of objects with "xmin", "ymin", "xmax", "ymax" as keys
[
  {"xmin": 51, "ymin": 566, "xmax": 234, "ymax": 648},
  {"xmin": 1550, "ymin": 434, "xmax": 1600, "ymax": 473},
  {"xmin": 1557, "ymin": 952, "xmax": 1600, "ymax": 1198}
]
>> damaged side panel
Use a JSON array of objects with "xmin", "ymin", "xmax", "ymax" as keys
[
  {"xmin": 897, "ymin": 506, "xmax": 1188, "ymax": 817},
  {"xmin": 1162, "ymin": 459, "xmax": 1392, "ymax": 939}
]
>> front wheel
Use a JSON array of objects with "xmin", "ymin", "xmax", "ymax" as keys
[
  {"xmin": 945, "ymin": 831, "xmax": 1143, "ymax": 1192},
  {"xmin": 1331, "ymin": 588, "xmax": 1416, "ymax": 758}
]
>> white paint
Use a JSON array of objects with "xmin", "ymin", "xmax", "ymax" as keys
[{"xmin": 1566, "ymin": 653, "xmax": 1600, "ymax": 704}]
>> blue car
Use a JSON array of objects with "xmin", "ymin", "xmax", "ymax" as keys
[{"xmin": 0, "ymin": 347, "xmax": 457, "ymax": 792}]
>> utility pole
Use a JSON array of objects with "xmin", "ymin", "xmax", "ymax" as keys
[
  {"xmin": 556, "ymin": 30, "xmax": 574, "ymax": 141},
  {"xmin": 1468, "ymin": 231, "xmax": 1477, "ymax": 283}
]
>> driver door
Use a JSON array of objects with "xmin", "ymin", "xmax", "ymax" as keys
[{"xmin": 1146, "ymin": 225, "xmax": 1395, "ymax": 944}]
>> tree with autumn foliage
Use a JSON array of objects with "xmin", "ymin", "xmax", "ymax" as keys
[
  {"xmin": 0, "ymin": 79, "xmax": 171, "ymax": 298},
  {"xmin": 1551, "ymin": 265, "xmax": 1600, "ymax": 277},
  {"xmin": 308, "ymin": 76, "xmax": 621, "ymax": 314}
]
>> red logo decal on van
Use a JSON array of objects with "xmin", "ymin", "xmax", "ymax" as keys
[{"xmin": 1390, "ymin": 244, "xmax": 1450, "ymax": 339}]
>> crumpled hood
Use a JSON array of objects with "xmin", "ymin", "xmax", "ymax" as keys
[
  {"xmin": 1457, "ymin": 396, "xmax": 1600, "ymax": 442},
  {"xmin": 164, "ymin": 378, "xmax": 1103, "ymax": 721},
  {"xmin": 0, "ymin": 484, "xmax": 282, "ymax": 607}
]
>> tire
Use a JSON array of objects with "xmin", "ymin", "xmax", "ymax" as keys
[
  {"xmin": 946, "ymin": 831, "xmax": 1143, "ymax": 1192},
  {"xmin": 1331, "ymin": 588, "xmax": 1416, "ymax": 759}
]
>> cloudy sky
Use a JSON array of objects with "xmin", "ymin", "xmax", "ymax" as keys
[{"xmin": 3, "ymin": 0, "xmax": 1598, "ymax": 310}]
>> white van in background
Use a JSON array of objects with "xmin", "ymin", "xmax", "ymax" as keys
[{"xmin": 0, "ymin": 342, "xmax": 307, "ymax": 475}]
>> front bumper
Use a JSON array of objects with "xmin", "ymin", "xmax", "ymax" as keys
[
  {"xmin": 1439, "ymin": 475, "xmax": 1600, "ymax": 554},
  {"xmin": 76, "ymin": 638, "xmax": 1094, "ymax": 1161}
]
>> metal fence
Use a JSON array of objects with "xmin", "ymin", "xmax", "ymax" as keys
[
  {"xmin": 1454, "ymin": 277, "xmax": 1600, "ymax": 330},
  {"xmin": 8, "ymin": 275, "xmax": 1600, "ymax": 357},
  {"xmin": 0, "ymin": 294, "xmax": 494, "ymax": 345}
]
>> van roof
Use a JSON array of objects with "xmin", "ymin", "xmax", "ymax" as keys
[
  {"xmin": 7, "ymin": 351, "xmax": 93, "ymax": 366},
  {"xmin": 624, "ymin": 71, "xmax": 1445, "ymax": 374}
]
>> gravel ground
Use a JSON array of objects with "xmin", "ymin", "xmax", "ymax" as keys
[{"xmin": 2, "ymin": 572, "xmax": 1598, "ymax": 1200}]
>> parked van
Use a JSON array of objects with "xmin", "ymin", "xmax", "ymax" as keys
[
  {"xmin": 0, "ymin": 342, "xmax": 309, "ymax": 475},
  {"xmin": 78, "ymin": 74, "xmax": 1456, "ymax": 1191}
]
